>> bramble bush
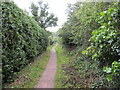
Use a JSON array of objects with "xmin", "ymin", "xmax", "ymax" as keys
[{"xmin": 2, "ymin": 2, "xmax": 49, "ymax": 83}]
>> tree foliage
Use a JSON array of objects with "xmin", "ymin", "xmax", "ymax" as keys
[
  {"xmin": 59, "ymin": 2, "xmax": 112, "ymax": 47},
  {"xmin": 30, "ymin": 1, "xmax": 58, "ymax": 29}
]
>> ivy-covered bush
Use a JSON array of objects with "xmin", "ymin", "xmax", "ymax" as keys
[
  {"xmin": 82, "ymin": 2, "xmax": 120, "ymax": 88},
  {"xmin": 103, "ymin": 60, "xmax": 120, "ymax": 87},
  {"xmin": 89, "ymin": 2, "xmax": 120, "ymax": 66},
  {"xmin": 2, "ymin": 2, "xmax": 49, "ymax": 83}
]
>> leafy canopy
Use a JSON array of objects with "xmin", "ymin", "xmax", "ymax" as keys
[{"xmin": 30, "ymin": 0, "xmax": 58, "ymax": 29}]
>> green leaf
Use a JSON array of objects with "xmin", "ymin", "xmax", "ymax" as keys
[
  {"xmin": 100, "ymin": 12, "xmax": 105, "ymax": 16},
  {"xmin": 87, "ymin": 46, "xmax": 92, "ymax": 50},
  {"xmin": 82, "ymin": 50, "xmax": 88, "ymax": 55},
  {"xmin": 106, "ymin": 75, "xmax": 112, "ymax": 82},
  {"xmin": 92, "ymin": 53, "xmax": 98, "ymax": 59},
  {"xmin": 108, "ymin": 17, "xmax": 112, "ymax": 21},
  {"xmin": 103, "ymin": 67, "xmax": 111, "ymax": 73}
]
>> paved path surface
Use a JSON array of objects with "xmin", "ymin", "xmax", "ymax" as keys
[{"xmin": 35, "ymin": 44, "xmax": 57, "ymax": 88}]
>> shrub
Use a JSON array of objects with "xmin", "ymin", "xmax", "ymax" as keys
[
  {"xmin": 89, "ymin": 3, "xmax": 120, "ymax": 66},
  {"xmin": 2, "ymin": 2, "xmax": 49, "ymax": 83}
]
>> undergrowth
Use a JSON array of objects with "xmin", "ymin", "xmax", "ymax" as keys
[
  {"xmin": 55, "ymin": 44, "xmax": 73, "ymax": 88},
  {"xmin": 55, "ymin": 44, "xmax": 103, "ymax": 88}
]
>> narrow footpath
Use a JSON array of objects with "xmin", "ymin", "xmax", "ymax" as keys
[{"xmin": 35, "ymin": 44, "xmax": 57, "ymax": 88}]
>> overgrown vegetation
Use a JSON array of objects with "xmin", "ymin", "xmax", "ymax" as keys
[
  {"xmin": 58, "ymin": 1, "xmax": 120, "ymax": 88},
  {"xmin": 55, "ymin": 44, "xmax": 73, "ymax": 88},
  {"xmin": 2, "ymin": 2, "xmax": 50, "ymax": 83},
  {"xmin": 1, "ymin": 0, "xmax": 120, "ymax": 88}
]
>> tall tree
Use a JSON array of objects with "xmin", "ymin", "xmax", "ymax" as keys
[{"xmin": 30, "ymin": 1, "xmax": 58, "ymax": 29}]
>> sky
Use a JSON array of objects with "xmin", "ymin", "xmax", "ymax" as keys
[{"xmin": 13, "ymin": 0, "xmax": 77, "ymax": 32}]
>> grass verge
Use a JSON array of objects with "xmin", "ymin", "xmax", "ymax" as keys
[
  {"xmin": 55, "ymin": 44, "xmax": 73, "ymax": 88},
  {"xmin": 55, "ymin": 44, "xmax": 101, "ymax": 88},
  {"xmin": 4, "ymin": 45, "xmax": 54, "ymax": 88}
]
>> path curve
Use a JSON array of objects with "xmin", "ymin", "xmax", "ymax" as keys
[{"xmin": 35, "ymin": 44, "xmax": 57, "ymax": 88}]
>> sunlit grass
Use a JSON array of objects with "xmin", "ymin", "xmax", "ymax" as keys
[{"xmin": 4, "ymin": 45, "xmax": 54, "ymax": 88}]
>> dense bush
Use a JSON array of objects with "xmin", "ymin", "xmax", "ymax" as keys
[
  {"xmin": 58, "ymin": 2, "xmax": 112, "ymax": 48},
  {"xmin": 103, "ymin": 61, "xmax": 120, "ymax": 87},
  {"xmin": 59, "ymin": 25, "xmax": 76, "ymax": 47},
  {"xmin": 82, "ymin": 2, "xmax": 120, "ymax": 88},
  {"xmin": 89, "ymin": 3, "xmax": 120, "ymax": 66},
  {"xmin": 58, "ymin": 1, "xmax": 120, "ymax": 88},
  {"xmin": 83, "ymin": 3, "xmax": 120, "ymax": 88},
  {"xmin": 2, "ymin": 2, "xmax": 49, "ymax": 83}
]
